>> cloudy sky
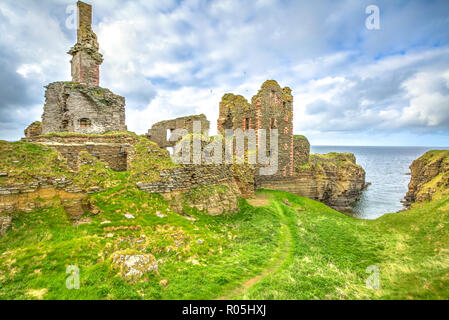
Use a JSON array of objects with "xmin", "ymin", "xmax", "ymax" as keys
[{"xmin": 1, "ymin": 0, "xmax": 449, "ymax": 146}]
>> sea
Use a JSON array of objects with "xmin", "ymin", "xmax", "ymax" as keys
[{"xmin": 310, "ymin": 146, "xmax": 449, "ymax": 220}]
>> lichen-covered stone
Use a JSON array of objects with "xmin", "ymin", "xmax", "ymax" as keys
[
  {"xmin": 24, "ymin": 133, "xmax": 136, "ymax": 172},
  {"xmin": 293, "ymin": 135, "xmax": 310, "ymax": 166},
  {"xmin": 112, "ymin": 251, "xmax": 158, "ymax": 279},
  {"xmin": 136, "ymin": 164, "xmax": 254, "ymax": 215},
  {"xmin": 164, "ymin": 184, "xmax": 240, "ymax": 216},
  {"xmin": 37, "ymin": 1, "xmax": 126, "ymax": 136}
]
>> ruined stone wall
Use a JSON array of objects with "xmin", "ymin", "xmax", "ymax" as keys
[
  {"xmin": 147, "ymin": 114, "xmax": 210, "ymax": 149},
  {"xmin": 294, "ymin": 136, "xmax": 310, "ymax": 166},
  {"xmin": 0, "ymin": 177, "xmax": 89, "ymax": 220},
  {"xmin": 254, "ymin": 81, "xmax": 294, "ymax": 180},
  {"xmin": 68, "ymin": 1, "xmax": 103, "ymax": 87},
  {"xmin": 136, "ymin": 164, "xmax": 254, "ymax": 215},
  {"xmin": 41, "ymin": 82, "xmax": 127, "ymax": 135},
  {"xmin": 136, "ymin": 165, "xmax": 238, "ymax": 193},
  {"xmin": 24, "ymin": 121, "xmax": 42, "ymax": 138},
  {"xmin": 218, "ymin": 80, "xmax": 295, "ymax": 182},
  {"xmin": 23, "ymin": 134, "xmax": 136, "ymax": 172},
  {"xmin": 70, "ymin": 50, "xmax": 101, "ymax": 87}
]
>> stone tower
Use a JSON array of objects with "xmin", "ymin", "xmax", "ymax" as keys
[
  {"xmin": 217, "ymin": 80, "xmax": 294, "ymax": 183},
  {"xmin": 40, "ymin": 1, "xmax": 127, "ymax": 135},
  {"xmin": 68, "ymin": 1, "xmax": 103, "ymax": 87}
]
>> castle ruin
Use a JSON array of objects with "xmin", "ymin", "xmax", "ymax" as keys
[
  {"xmin": 19, "ymin": 1, "xmax": 365, "ymax": 214},
  {"xmin": 40, "ymin": 1, "xmax": 127, "ymax": 135},
  {"xmin": 147, "ymin": 114, "xmax": 210, "ymax": 150}
]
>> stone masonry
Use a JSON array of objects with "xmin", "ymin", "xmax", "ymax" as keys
[
  {"xmin": 68, "ymin": 1, "xmax": 103, "ymax": 87},
  {"xmin": 24, "ymin": 121, "xmax": 42, "ymax": 138},
  {"xmin": 136, "ymin": 164, "xmax": 254, "ymax": 215},
  {"xmin": 144, "ymin": 80, "xmax": 365, "ymax": 211},
  {"xmin": 23, "ymin": 134, "xmax": 136, "ymax": 172},
  {"xmin": 41, "ymin": 82, "xmax": 127, "ymax": 135},
  {"xmin": 217, "ymin": 80, "xmax": 295, "ymax": 184},
  {"xmin": 147, "ymin": 114, "xmax": 210, "ymax": 150},
  {"xmin": 40, "ymin": 1, "xmax": 127, "ymax": 135}
]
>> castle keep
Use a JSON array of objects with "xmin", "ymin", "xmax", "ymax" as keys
[
  {"xmin": 217, "ymin": 80, "xmax": 296, "ymax": 185},
  {"xmin": 40, "ymin": 1, "xmax": 126, "ymax": 135},
  {"xmin": 23, "ymin": 2, "xmax": 130, "ymax": 172}
]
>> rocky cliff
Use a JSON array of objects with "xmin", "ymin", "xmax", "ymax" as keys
[
  {"xmin": 289, "ymin": 153, "xmax": 366, "ymax": 211},
  {"xmin": 405, "ymin": 150, "xmax": 449, "ymax": 204},
  {"xmin": 257, "ymin": 138, "xmax": 366, "ymax": 212}
]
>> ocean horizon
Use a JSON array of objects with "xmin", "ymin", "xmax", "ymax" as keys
[{"xmin": 311, "ymin": 145, "xmax": 449, "ymax": 219}]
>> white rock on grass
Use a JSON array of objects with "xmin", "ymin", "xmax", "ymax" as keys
[
  {"xmin": 112, "ymin": 253, "xmax": 158, "ymax": 278},
  {"xmin": 124, "ymin": 214, "xmax": 135, "ymax": 220}
]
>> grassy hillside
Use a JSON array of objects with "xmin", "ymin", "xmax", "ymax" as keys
[
  {"xmin": 0, "ymin": 142, "xmax": 448, "ymax": 300},
  {"xmin": 0, "ymin": 186, "xmax": 448, "ymax": 299}
]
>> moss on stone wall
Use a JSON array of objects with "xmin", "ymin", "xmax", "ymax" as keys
[
  {"xmin": 0, "ymin": 141, "xmax": 71, "ymax": 185},
  {"xmin": 220, "ymin": 94, "xmax": 252, "ymax": 112},
  {"xmin": 127, "ymin": 136, "xmax": 179, "ymax": 183}
]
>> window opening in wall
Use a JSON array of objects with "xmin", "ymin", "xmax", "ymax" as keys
[
  {"xmin": 167, "ymin": 128, "xmax": 176, "ymax": 141},
  {"xmin": 79, "ymin": 118, "xmax": 91, "ymax": 128}
]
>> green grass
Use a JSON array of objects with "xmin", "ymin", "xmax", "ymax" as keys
[
  {"xmin": 242, "ymin": 191, "xmax": 449, "ymax": 300},
  {"xmin": 1, "ymin": 186, "xmax": 448, "ymax": 300},
  {"xmin": 0, "ymin": 140, "xmax": 71, "ymax": 183},
  {"xmin": 1, "ymin": 141, "xmax": 448, "ymax": 300}
]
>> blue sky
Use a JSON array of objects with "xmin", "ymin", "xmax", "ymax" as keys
[{"xmin": 1, "ymin": 0, "xmax": 449, "ymax": 146}]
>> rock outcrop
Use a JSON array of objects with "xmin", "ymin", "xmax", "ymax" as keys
[
  {"xmin": 0, "ymin": 141, "xmax": 118, "ymax": 219},
  {"xmin": 405, "ymin": 150, "xmax": 449, "ymax": 204},
  {"xmin": 112, "ymin": 251, "xmax": 158, "ymax": 279},
  {"xmin": 303, "ymin": 153, "xmax": 367, "ymax": 211},
  {"xmin": 258, "ymin": 152, "xmax": 366, "ymax": 211}
]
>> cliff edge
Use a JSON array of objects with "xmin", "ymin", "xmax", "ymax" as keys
[
  {"xmin": 405, "ymin": 150, "xmax": 449, "ymax": 204},
  {"xmin": 257, "ymin": 135, "xmax": 367, "ymax": 212}
]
